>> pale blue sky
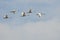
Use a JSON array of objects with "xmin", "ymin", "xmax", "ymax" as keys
[
  {"xmin": 0, "ymin": 0, "xmax": 60, "ymax": 23},
  {"xmin": 0, "ymin": 0, "xmax": 60, "ymax": 40}
]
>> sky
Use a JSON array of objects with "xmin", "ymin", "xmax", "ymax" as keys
[{"xmin": 0, "ymin": 0, "xmax": 60, "ymax": 40}]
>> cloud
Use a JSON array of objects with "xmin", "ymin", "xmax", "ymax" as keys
[
  {"xmin": 0, "ymin": 18, "xmax": 60, "ymax": 40},
  {"xmin": 0, "ymin": 0, "xmax": 60, "ymax": 40}
]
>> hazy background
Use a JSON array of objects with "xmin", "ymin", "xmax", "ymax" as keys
[{"xmin": 0, "ymin": 0, "xmax": 60, "ymax": 40}]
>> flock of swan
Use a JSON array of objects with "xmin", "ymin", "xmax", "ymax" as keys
[{"xmin": 3, "ymin": 9, "xmax": 45, "ymax": 19}]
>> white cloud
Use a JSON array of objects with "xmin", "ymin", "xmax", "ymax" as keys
[{"xmin": 0, "ymin": 18, "xmax": 60, "ymax": 40}]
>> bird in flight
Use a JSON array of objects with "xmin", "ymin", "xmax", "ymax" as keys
[
  {"xmin": 3, "ymin": 15, "xmax": 8, "ymax": 19},
  {"xmin": 27, "ymin": 9, "xmax": 32, "ymax": 13},
  {"xmin": 10, "ymin": 9, "xmax": 16, "ymax": 14},
  {"xmin": 21, "ymin": 11, "xmax": 26, "ymax": 17},
  {"xmin": 36, "ymin": 12, "xmax": 45, "ymax": 17}
]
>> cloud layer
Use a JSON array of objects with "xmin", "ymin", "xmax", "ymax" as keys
[{"xmin": 0, "ymin": 18, "xmax": 60, "ymax": 40}]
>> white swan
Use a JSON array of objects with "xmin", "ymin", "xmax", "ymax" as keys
[
  {"xmin": 36, "ymin": 12, "xmax": 45, "ymax": 17},
  {"xmin": 21, "ymin": 12, "xmax": 26, "ymax": 17},
  {"xmin": 10, "ymin": 9, "xmax": 16, "ymax": 14},
  {"xmin": 3, "ymin": 15, "xmax": 8, "ymax": 19},
  {"xmin": 27, "ymin": 9, "xmax": 32, "ymax": 13}
]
